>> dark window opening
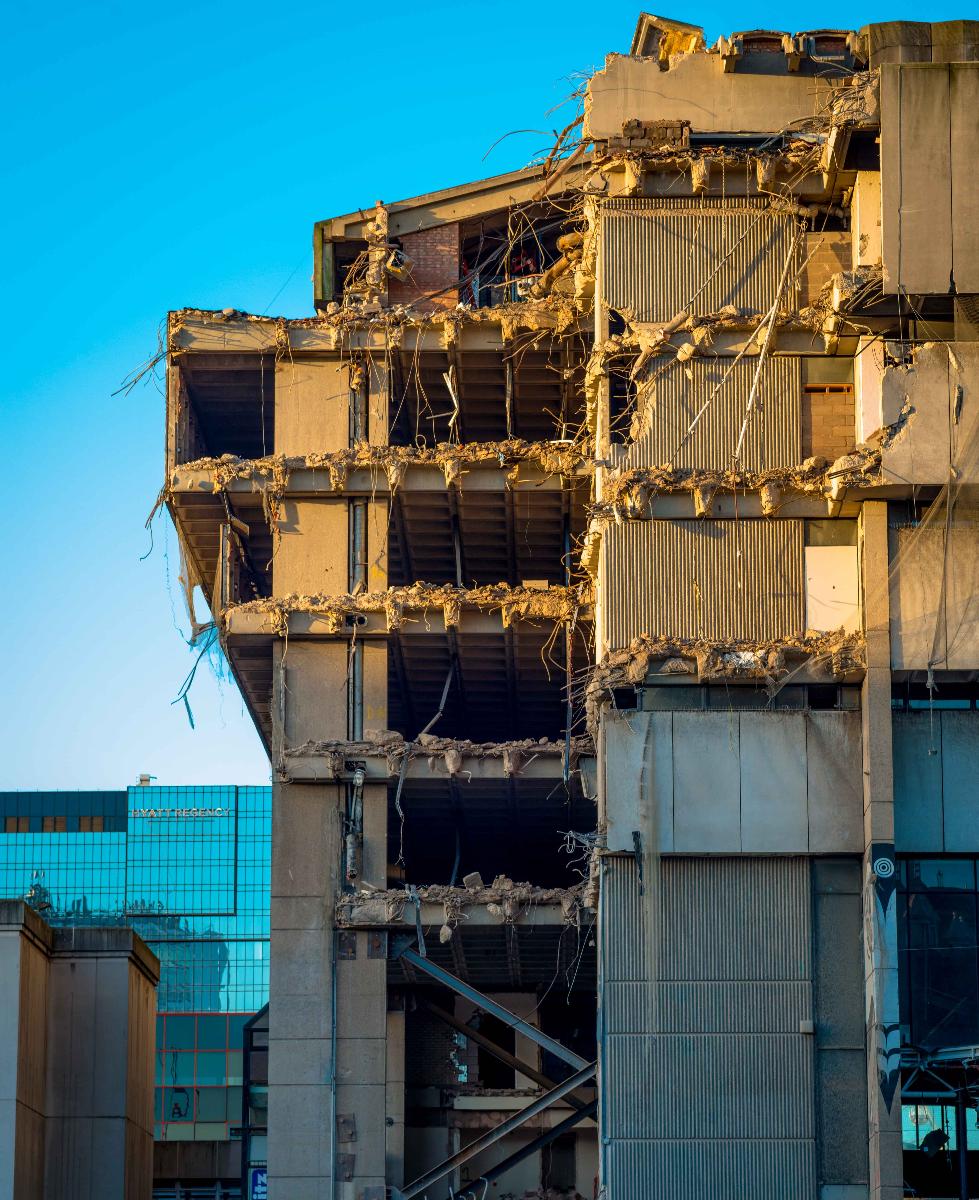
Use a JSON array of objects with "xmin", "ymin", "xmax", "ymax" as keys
[
  {"xmin": 474, "ymin": 1014, "xmax": 516, "ymax": 1088},
  {"xmin": 892, "ymin": 679, "xmax": 979, "ymax": 710},
  {"xmin": 622, "ymin": 683, "xmax": 861, "ymax": 712},
  {"xmin": 390, "ymin": 777, "xmax": 596, "ymax": 890},
  {"xmin": 898, "ymin": 857, "xmax": 979, "ymax": 1051}
]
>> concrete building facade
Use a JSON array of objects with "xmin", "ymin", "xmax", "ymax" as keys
[
  {"xmin": 0, "ymin": 900, "xmax": 159, "ymax": 1199},
  {"xmin": 161, "ymin": 14, "xmax": 979, "ymax": 1199}
]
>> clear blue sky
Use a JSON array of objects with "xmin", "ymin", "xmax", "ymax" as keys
[{"xmin": 0, "ymin": 0, "xmax": 962, "ymax": 788}]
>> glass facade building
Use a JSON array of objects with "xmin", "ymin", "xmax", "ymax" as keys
[{"xmin": 0, "ymin": 785, "xmax": 271, "ymax": 1145}]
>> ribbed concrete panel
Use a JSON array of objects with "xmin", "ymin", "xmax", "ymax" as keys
[
  {"xmin": 657, "ymin": 856, "xmax": 811, "ymax": 981},
  {"xmin": 601, "ymin": 855, "xmax": 812, "ymax": 984},
  {"xmin": 605, "ymin": 980, "xmax": 811, "ymax": 1034},
  {"xmin": 600, "ymin": 200, "xmax": 799, "ymax": 322},
  {"xmin": 625, "ymin": 355, "xmax": 802, "ymax": 472},
  {"xmin": 600, "ymin": 857, "xmax": 816, "ymax": 1198},
  {"xmin": 601, "ymin": 855, "xmax": 648, "ymax": 981},
  {"xmin": 606, "ymin": 1034, "xmax": 814, "ymax": 1138},
  {"xmin": 601, "ymin": 519, "xmax": 805, "ymax": 649},
  {"xmin": 607, "ymin": 1140, "xmax": 816, "ymax": 1200}
]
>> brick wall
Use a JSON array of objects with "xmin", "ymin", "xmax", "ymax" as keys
[
  {"xmin": 405, "ymin": 1007, "xmax": 474, "ymax": 1085},
  {"xmin": 800, "ymin": 232, "xmax": 851, "ymax": 306},
  {"xmin": 802, "ymin": 385, "xmax": 856, "ymax": 462},
  {"xmin": 388, "ymin": 222, "xmax": 460, "ymax": 312}
]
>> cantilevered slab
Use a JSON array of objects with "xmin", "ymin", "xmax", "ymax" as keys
[
  {"xmin": 170, "ymin": 460, "xmax": 575, "ymax": 497},
  {"xmin": 315, "ymin": 161, "xmax": 593, "ymax": 243},
  {"xmin": 279, "ymin": 736, "xmax": 592, "ymax": 783}
]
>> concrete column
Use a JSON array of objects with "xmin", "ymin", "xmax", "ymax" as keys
[
  {"xmin": 860, "ymin": 501, "xmax": 902, "ymax": 1200},
  {"xmin": 385, "ymin": 1007, "xmax": 406, "ymax": 1188},
  {"xmin": 335, "ymin": 934, "xmax": 388, "ymax": 1200},
  {"xmin": 268, "ymin": 779, "xmax": 342, "ymax": 1199},
  {"xmin": 0, "ymin": 905, "xmax": 50, "ymax": 1200}
]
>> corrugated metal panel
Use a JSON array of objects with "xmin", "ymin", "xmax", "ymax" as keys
[
  {"xmin": 599, "ymin": 856, "xmax": 816, "ymax": 1198},
  {"xmin": 600, "ymin": 202, "xmax": 799, "ymax": 321},
  {"xmin": 607, "ymin": 1141, "xmax": 816, "ymax": 1200},
  {"xmin": 606, "ymin": 980, "xmax": 811, "ymax": 1034},
  {"xmin": 601, "ymin": 519, "xmax": 806, "ymax": 649},
  {"xmin": 605, "ymin": 198, "xmax": 773, "ymax": 210},
  {"xmin": 606, "ymin": 1034, "xmax": 813, "ymax": 1137},
  {"xmin": 625, "ymin": 355, "xmax": 802, "ymax": 472}
]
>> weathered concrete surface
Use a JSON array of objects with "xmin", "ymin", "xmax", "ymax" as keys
[
  {"xmin": 0, "ymin": 903, "xmax": 158, "ymax": 1200},
  {"xmin": 585, "ymin": 52, "xmax": 835, "ymax": 139}
]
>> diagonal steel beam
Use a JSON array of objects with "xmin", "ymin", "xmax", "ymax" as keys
[
  {"xmin": 419, "ymin": 999, "xmax": 594, "ymax": 1112},
  {"xmin": 396, "ymin": 1061, "xmax": 596, "ymax": 1199},
  {"xmin": 456, "ymin": 1099, "xmax": 599, "ymax": 1199},
  {"xmin": 398, "ymin": 945, "xmax": 587, "ymax": 1069}
]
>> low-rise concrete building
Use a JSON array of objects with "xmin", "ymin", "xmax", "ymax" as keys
[{"xmin": 0, "ymin": 900, "xmax": 159, "ymax": 1199}]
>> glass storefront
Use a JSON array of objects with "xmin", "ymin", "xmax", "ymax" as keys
[
  {"xmin": 898, "ymin": 857, "xmax": 979, "ymax": 1050},
  {"xmin": 0, "ymin": 785, "xmax": 271, "ymax": 1142}
]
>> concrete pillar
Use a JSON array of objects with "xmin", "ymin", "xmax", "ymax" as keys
[
  {"xmin": 335, "ymin": 934, "xmax": 388, "ymax": 1200},
  {"xmin": 860, "ymin": 501, "xmax": 902, "ymax": 1200},
  {"xmin": 385, "ymin": 1008, "xmax": 406, "ymax": 1188},
  {"xmin": 0, "ymin": 906, "xmax": 49, "ymax": 1200},
  {"xmin": 268, "ymin": 779, "xmax": 342, "ymax": 1198}
]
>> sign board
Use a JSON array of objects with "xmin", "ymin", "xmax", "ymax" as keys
[{"xmin": 249, "ymin": 1168, "xmax": 268, "ymax": 1200}]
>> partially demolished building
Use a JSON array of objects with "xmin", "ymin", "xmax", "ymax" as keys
[{"xmin": 161, "ymin": 14, "xmax": 979, "ymax": 1200}]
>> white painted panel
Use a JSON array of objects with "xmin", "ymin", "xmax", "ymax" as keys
[
  {"xmin": 855, "ymin": 337, "xmax": 885, "ymax": 443},
  {"xmin": 740, "ymin": 713, "xmax": 809, "ymax": 852},
  {"xmin": 604, "ymin": 712, "xmax": 674, "ymax": 853},
  {"xmin": 672, "ymin": 712, "xmax": 741, "ymax": 852},
  {"xmin": 851, "ymin": 172, "xmax": 882, "ymax": 271},
  {"xmin": 806, "ymin": 546, "xmax": 860, "ymax": 634},
  {"xmin": 940, "ymin": 712, "xmax": 979, "ymax": 851},
  {"xmin": 806, "ymin": 713, "xmax": 864, "ymax": 853}
]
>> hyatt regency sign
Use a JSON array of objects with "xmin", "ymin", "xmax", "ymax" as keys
[{"xmin": 129, "ymin": 807, "xmax": 230, "ymax": 818}]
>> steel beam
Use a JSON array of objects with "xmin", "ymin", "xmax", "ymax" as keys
[
  {"xmin": 456, "ymin": 1100, "xmax": 599, "ymax": 1199},
  {"xmin": 397, "ymin": 945, "xmax": 587, "ymax": 1070},
  {"xmin": 396, "ymin": 1062, "xmax": 596, "ymax": 1199},
  {"xmin": 419, "ymin": 999, "xmax": 593, "ymax": 1111}
]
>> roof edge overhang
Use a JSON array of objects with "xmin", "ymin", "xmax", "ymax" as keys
[{"xmin": 315, "ymin": 158, "xmax": 592, "ymax": 242}]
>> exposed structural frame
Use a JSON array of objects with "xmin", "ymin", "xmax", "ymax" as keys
[
  {"xmin": 396, "ymin": 943, "xmax": 588, "ymax": 1069},
  {"xmin": 392, "ymin": 941, "xmax": 597, "ymax": 1199}
]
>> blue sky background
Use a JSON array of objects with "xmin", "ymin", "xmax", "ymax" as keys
[{"xmin": 0, "ymin": 0, "xmax": 964, "ymax": 788}]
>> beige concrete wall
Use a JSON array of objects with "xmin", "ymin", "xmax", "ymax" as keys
[
  {"xmin": 0, "ymin": 928, "xmax": 49, "ymax": 1200},
  {"xmin": 43, "ymin": 934, "xmax": 159, "ymax": 1200},
  {"xmin": 603, "ymin": 708, "xmax": 864, "ymax": 854},
  {"xmin": 274, "ymin": 500, "xmax": 350, "ymax": 597},
  {"xmin": 279, "ymin": 642, "xmax": 351, "ymax": 747},
  {"xmin": 276, "ymin": 359, "xmax": 351, "ymax": 456},
  {"xmin": 881, "ymin": 63, "xmax": 979, "ymax": 294},
  {"xmin": 585, "ymin": 53, "xmax": 835, "ymax": 139}
]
